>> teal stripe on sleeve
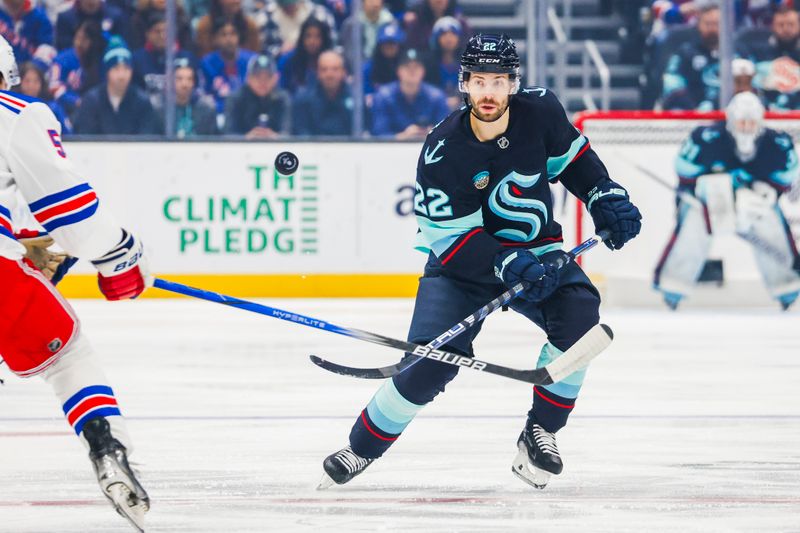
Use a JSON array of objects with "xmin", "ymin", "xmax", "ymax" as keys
[
  {"xmin": 675, "ymin": 154, "xmax": 706, "ymax": 178},
  {"xmin": 770, "ymin": 149, "xmax": 799, "ymax": 188},
  {"xmin": 546, "ymin": 134, "xmax": 587, "ymax": 181},
  {"xmin": 414, "ymin": 208, "xmax": 484, "ymax": 256}
]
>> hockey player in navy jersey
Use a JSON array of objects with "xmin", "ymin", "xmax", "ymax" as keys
[
  {"xmin": 655, "ymin": 91, "xmax": 800, "ymax": 310},
  {"xmin": 319, "ymin": 33, "xmax": 642, "ymax": 490}
]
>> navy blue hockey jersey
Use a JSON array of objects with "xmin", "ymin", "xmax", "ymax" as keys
[
  {"xmin": 413, "ymin": 87, "xmax": 609, "ymax": 283},
  {"xmin": 675, "ymin": 123, "xmax": 799, "ymax": 194}
]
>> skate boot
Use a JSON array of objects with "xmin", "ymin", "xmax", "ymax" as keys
[
  {"xmin": 83, "ymin": 417, "xmax": 149, "ymax": 532},
  {"xmin": 317, "ymin": 445, "xmax": 375, "ymax": 489},
  {"xmin": 511, "ymin": 422, "xmax": 563, "ymax": 489}
]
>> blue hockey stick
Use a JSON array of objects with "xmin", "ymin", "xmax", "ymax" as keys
[
  {"xmin": 152, "ymin": 274, "xmax": 609, "ymax": 385},
  {"xmin": 310, "ymin": 230, "xmax": 611, "ymax": 379},
  {"xmin": 152, "ymin": 231, "xmax": 610, "ymax": 384}
]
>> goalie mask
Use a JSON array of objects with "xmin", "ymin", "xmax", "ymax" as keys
[
  {"xmin": 725, "ymin": 92, "xmax": 765, "ymax": 161},
  {"xmin": 0, "ymin": 35, "xmax": 20, "ymax": 88}
]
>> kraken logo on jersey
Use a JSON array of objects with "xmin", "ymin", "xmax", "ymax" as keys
[{"xmin": 488, "ymin": 171, "xmax": 548, "ymax": 242}]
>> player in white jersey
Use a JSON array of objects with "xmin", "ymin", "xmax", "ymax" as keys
[{"xmin": 0, "ymin": 36, "xmax": 150, "ymax": 531}]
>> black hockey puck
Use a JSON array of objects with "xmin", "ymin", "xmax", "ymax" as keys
[{"xmin": 275, "ymin": 151, "xmax": 299, "ymax": 175}]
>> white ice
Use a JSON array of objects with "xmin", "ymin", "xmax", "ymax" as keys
[{"xmin": 1, "ymin": 299, "xmax": 799, "ymax": 532}]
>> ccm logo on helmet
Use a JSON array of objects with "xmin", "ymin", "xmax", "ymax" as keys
[{"xmin": 478, "ymin": 58, "xmax": 501, "ymax": 63}]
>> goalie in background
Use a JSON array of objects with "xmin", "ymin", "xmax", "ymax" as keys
[{"xmin": 654, "ymin": 91, "xmax": 800, "ymax": 310}]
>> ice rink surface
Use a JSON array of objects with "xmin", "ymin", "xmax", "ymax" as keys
[{"xmin": 1, "ymin": 298, "xmax": 799, "ymax": 532}]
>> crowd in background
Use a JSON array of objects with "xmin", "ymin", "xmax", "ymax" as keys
[
  {"xmin": 645, "ymin": 0, "xmax": 800, "ymax": 111},
  {"xmin": 0, "ymin": 0, "xmax": 470, "ymax": 138},
  {"xmin": 6, "ymin": 0, "xmax": 800, "ymax": 139}
]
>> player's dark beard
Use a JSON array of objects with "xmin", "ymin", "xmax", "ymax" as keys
[{"xmin": 469, "ymin": 95, "xmax": 510, "ymax": 123}]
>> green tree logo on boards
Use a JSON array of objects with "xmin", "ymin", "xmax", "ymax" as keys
[{"xmin": 161, "ymin": 164, "xmax": 318, "ymax": 255}]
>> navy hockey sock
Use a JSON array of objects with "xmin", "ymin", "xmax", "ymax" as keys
[{"xmin": 530, "ymin": 386, "xmax": 576, "ymax": 433}]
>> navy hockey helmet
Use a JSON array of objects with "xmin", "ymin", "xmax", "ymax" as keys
[{"xmin": 459, "ymin": 33, "xmax": 520, "ymax": 95}]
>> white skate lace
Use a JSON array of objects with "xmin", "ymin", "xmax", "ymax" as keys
[
  {"xmin": 532, "ymin": 425, "xmax": 560, "ymax": 457},
  {"xmin": 335, "ymin": 447, "xmax": 373, "ymax": 473}
]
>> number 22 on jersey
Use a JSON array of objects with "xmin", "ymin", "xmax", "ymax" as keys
[{"xmin": 414, "ymin": 183, "xmax": 453, "ymax": 217}]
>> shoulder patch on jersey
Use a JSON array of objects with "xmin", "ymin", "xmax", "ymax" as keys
[{"xmin": 424, "ymin": 139, "xmax": 446, "ymax": 165}]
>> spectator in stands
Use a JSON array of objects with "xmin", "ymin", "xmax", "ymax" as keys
[
  {"xmin": 340, "ymin": 0, "xmax": 395, "ymax": 62},
  {"xmin": 130, "ymin": 0, "xmax": 192, "ymax": 51},
  {"xmin": 260, "ymin": 0, "xmax": 336, "ymax": 58},
  {"xmin": 403, "ymin": 0, "xmax": 470, "ymax": 53},
  {"xmin": 364, "ymin": 22, "xmax": 403, "ymax": 96},
  {"xmin": 185, "ymin": 0, "xmax": 212, "ymax": 30},
  {"xmin": 661, "ymin": 3, "xmax": 721, "ymax": 110},
  {"xmin": 73, "ymin": 39, "xmax": 161, "ymax": 134},
  {"xmin": 18, "ymin": 61, "xmax": 72, "ymax": 132},
  {"xmin": 0, "ymin": 0, "xmax": 54, "ymax": 63},
  {"xmin": 224, "ymin": 53, "xmax": 291, "ymax": 137},
  {"xmin": 743, "ymin": 5, "xmax": 800, "ymax": 110},
  {"xmin": 132, "ymin": 12, "xmax": 168, "ymax": 103},
  {"xmin": 730, "ymin": 57, "xmax": 757, "ymax": 94},
  {"xmin": 424, "ymin": 15, "xmax": 461, "ymax": 110},
  {"xmin": 49, "ymin": 19, "xmax": 105, "ymax": 117},
  {"xmin": 55, "ymin": 0, "xmax": 129, "ymax": 52},
  {"xmin": 195, "ymin": 0, "xmax": 260, "ymax": 57},
  {"xmin": 277, "ymin": 15, "xmax": 332, "ymax": 92},
  {"xmin": 199, "ymin": 19, "xmax": 255, "ymax": 112},
  {"xmin": 370, "ymin": 47, "xmax": 448, "ymax": 139},
  {"xmin": 162, "ymin": 57, "xmax": 218, "ymax": 136},
  {"xmin": 292, "ymin": 49, "xmax": 352, "ymax": 135}
]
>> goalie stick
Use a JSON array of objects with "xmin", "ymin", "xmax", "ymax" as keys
[{"xmin": 310, "ymin": 231, "xmax": 611, "ymax": 380}]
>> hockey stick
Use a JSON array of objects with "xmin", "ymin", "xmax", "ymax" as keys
[
  {"xmin": 310, "ymin": 230, "xmax": 611, "ymax": 380},
  {"xmin": 152, "ymin": 275, "xmax": 612, "ymax": 385},
  {"xmin": 617, "ymin": 153, "xmax": 793, "ymax": 266}
]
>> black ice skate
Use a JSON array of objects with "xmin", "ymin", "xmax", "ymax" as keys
[
  {"xmin": 317, "ymin": 445, "xmax": 375, "ymax": 489},
  {"xmin": 83, "ymin": 417, "xmax": 150, "ymax": 532},
  {"xmin": 511, "ymin": 422, "xmax": 563, "ymax": 489}
]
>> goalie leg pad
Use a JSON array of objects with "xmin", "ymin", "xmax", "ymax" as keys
[
  {"xmin": 747, "ymin": 206, "xmax": 800, "ymax": 299},
  {"xmin": 0, "ymin": 257, "xmax": 78, "ymax": 377},
  {"xmin": 654, "ymin": 201, "xmax": 712, "ymax": 298}
]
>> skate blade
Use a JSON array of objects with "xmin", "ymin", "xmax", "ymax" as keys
[
  {"xmin": 316, "ymin": 472, "xmax": 336, "ymax": 490},
  {"xmin": 106, "ymin": 483, "xmax": 147, "ymax": 532},
  {"xmin": 511, "ymin": 443, "xmax": 551, "ymax": 490}
]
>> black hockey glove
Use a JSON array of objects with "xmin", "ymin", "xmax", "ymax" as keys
[
  {"xmin": 494, "ymin": 249, "xmax": 560, "ymax": 302},
  {"xmin": 587, "ymin": 180, "xmax": 642, "ymax": 250}
]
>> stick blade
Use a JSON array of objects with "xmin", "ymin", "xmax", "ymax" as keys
[
  {"xmin": 309, "ymin": 355, "xmax": 396, "ymax": 379},
  {"xmin": 543, "ymin": 323, "xmax": 614, "ymax": 383}
]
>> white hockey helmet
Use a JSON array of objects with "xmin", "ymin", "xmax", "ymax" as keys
[
  {"xmin": 725, "ymin": 91, "xmax": 765, "ymax": 160},
  {"xmin": 0, "ymin": 35, "xmax": 20, "ymax": 88}
]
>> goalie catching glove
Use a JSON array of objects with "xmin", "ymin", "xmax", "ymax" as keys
[
  {"xmin": 91, "ymin": 229, "xmax": 153, "ymax": 300},
  {"xmin": 587, "ymin": 179, "xmax": 642, "ymax": 250}
]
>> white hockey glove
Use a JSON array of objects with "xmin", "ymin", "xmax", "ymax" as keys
[{"xmin": 91, "ymin": 229, "xmax": 153, "ymax": 300}]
